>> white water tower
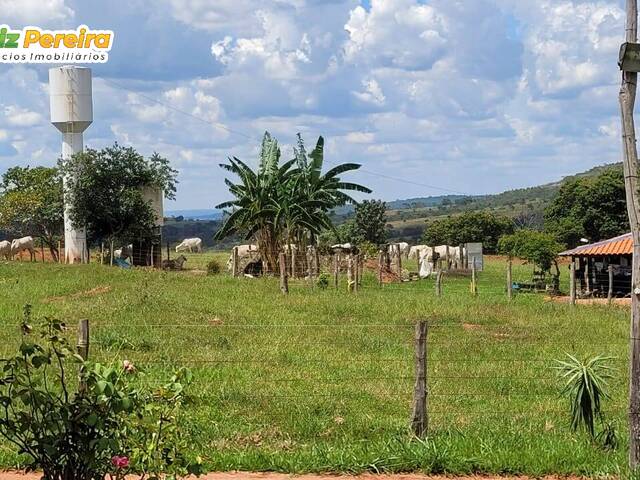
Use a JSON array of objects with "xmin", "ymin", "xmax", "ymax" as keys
[{"xmin": 49, "ymin": 66, "xmax": 93, "ymax": 264}]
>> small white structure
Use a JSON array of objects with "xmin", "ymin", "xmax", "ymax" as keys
[{"xmin": 49, "ymin": 66, "xmax": 93, "ymax": 264}]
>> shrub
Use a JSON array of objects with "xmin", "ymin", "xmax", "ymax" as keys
[
  {"xmin": 554, "ymin": 353, "xmax": 614, "ymax": 441},
  {"xmin": 317, "ymin": 273, "xmax": 330, "ymax": 289},
  {"xmin": 0, "ymin": 305, "xmax": 203, "ymax": 480},
  {"xmin": 206, "ymin": 259, "xmax": 222, "ymax": 275}
]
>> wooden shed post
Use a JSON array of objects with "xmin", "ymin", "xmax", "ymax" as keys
[
  {"xmin": 608, "ymin": 264, "xmax": 614, "ymax": 305},
  {"xmin": 570, "ymin": 260, "xmax": 576, "ymax": 306}
]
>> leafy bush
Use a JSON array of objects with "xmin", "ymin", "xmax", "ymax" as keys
[
  {"xmin": 0, "ymin": 305, "xmax": 203, "ymax": 480},
  {"xmin": 554, "ymin": 353, "xmax": 614, "ymax": 443},
  {"xmin": 316, "ymin": 273, "xmax": 330, "ymax": 289},
  {"xmin": 206, "ymin": 259, "xmax": 222, "ymax": 275},
  {"xmin": 498, "ymin": 229, "xmax": 564, "ymax": 274}
]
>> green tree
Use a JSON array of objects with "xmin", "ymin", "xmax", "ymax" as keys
[
  {"xmin": 544, "ymin": 167, "xmax": 627, "ymax": 248},
  {"xmin": 59, "ymin": 143, "xmax": 177, "ymax": 248},
  {"xmin": 0, "ymin": 166, "xmax": 63, "ymax": 260},
  {"xmin": 215, "ymin": 132, "xmax": 371, "ymax": 272},
  {"xmin": 498, "ymin": 229, "xmax": 563, "ymax": 274},
  {"xmin": 423, "ymin": 211, "xmax": 514, "ymax": 252},
  {"xmin": 354, "ymin": 199, "xmax": 387, "ymax": 245}
]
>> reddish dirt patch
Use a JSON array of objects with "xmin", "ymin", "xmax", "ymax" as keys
[
  {"xmin": 364, "ymin": 258, "xmax": 401, "ymax": 283},
  {"xmin": 545, "ymin": 296, "xmax": 630, "ymax": 306},
  {"xmin": 44, "ymin": 285, "xmax": 112, "ymax": 303},
  {"xmin": 0, "ymin": 472, "xmax": 589, "ymax": 480}
]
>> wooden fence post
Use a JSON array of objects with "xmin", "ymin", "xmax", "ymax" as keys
[
  {"xmin": 232, "ymin": 247, "xmax": 239, "ymax": 278},
  {"xmin": 507, "ymin": 258, "xmax": 513, "ymax": 301},
  {"xmin": 471, "ymin": 259, "xmax": 477, "ymax": 296},
  {"xmin": 396, "ymin": 245, "xmax": 402, "ymax": 279},
  {"xmin": 378, "ymin": 250, "xmax": 383, "ymax": 287},
  {"xmin": 166, "ymin": 242, "xmax": 170, "ymax": 262},
  {"xmin": 100, "ymin": 242, "xmax": 104, "ymax": 265},
  {"xmin": 608, "ymin": 264, "xmax": 614, "ymax": 305},
  {"xmin": 279, "ymin": 252, "xmax": 289, "ymax": 294},
  {"xmin": 77, "ymin": 319, "xmax": 89, "ymax": 392},
  {"xmin": 435, "ymin": 270, "xmax": 442, "ymax": 297},
  {"xmin": 110, "ymin": 240, "xmax": 114, "ymax": 266},
  {"xmin": 291, "ymin": 248, "xmax": 297, "ymax": 279},
  {"xmin": 347, "ymin": 254, "xmax": 354, "ymax": 292},
  {"xmin": 353, "ymin": 254, "xmax": 359, "ymax": 292},
  {"xmin": 411, "ymin": 320, "xmax": 428, "ymax": 438},
  {"xmin": 334, "ymin": 253, "xmax": 339, "ymax": 289},
  {"xmin": 58, "ymin": 240, "xmax": 62, "ymax": 264},
  {"xmin": 570, "ymin": 261, "xmax": 576, "ymax": 305}
]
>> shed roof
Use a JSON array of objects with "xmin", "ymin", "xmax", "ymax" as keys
[{"xmin": 558, "ymin": 233, "xmax": 632, "ymax": 257}]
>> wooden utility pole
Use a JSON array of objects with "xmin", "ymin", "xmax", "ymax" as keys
[{"xmin": 621, "ymin": 0, "xmax": 640, "ymax": 468}]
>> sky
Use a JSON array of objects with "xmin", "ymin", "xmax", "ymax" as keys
[{"xmin": 0, "ymin": 0, "xmax": 628, "ymax": 210}]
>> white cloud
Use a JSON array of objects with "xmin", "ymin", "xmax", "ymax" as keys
[
  {"xmin": 0, "ymin": 0, "xmax": 74, "ymax": 25},
  {"xmin": 345, "ymin": 131, "xmax": 375, "ymax": 144},
  {"xmin": 353, "ymin": 78, "xmax": 386, "ymax": 105},
  {"xmin": 3, "ymin": 105, "xmax": 43, "ymax": 127}
]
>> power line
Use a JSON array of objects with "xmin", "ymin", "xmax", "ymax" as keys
[{"xmin": 97, "ymin": 76, "xmax": 473, "ymax": 197}]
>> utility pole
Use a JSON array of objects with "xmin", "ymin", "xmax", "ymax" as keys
[{"xmin": 620, "ymin": 0, "xmax": 640, "ymax": 469}]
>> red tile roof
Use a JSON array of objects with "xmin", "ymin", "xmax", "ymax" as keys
[{"xmin": 559, "ymin": 233, "xmax": 632, "ymax": 257}]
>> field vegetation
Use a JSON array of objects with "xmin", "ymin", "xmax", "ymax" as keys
[{"xmin": 0, "ymin": 253, "xmax": 629, "ymax": 475}]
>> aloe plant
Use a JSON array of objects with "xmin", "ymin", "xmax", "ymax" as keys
[{"xmin": 554, "ymin": 353, "xmax": 614, "ymax": 437}]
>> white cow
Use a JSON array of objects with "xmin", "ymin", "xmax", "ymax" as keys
[
  {"xmin": 114, "ymin": 244, "xmax": 133, "ymax": 261},
  {"xmin": 0, "ymin": 240, "xmax": 11, "ymax": 260},
  {"xmin": 227, "ymin": 244, "xmax": 259, "ymax": 271},
  {"xmin": 409, "ymin": 245, "xmax": 430, "ymax": 260},
  {"xmin": 175, "ymin": 237, "xmax": 203, "ymax": 253},
  {"xmin": 11, "ymin": 236, "xmax": 35, "ymax": 261},
  {"xmin": 418, "ymin": 249, "xmax": 434, "ymax": 279},
  {"xmin": 388, "ymin": 242, "xmax": 410, "ymax": 259}
]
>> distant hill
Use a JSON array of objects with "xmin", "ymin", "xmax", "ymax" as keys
[{"xmin": 165, "ymin": 209, "xmax": 222, "ymax": 220}]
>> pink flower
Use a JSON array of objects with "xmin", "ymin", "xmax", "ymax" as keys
[
  {"xmin": 111, "ymin": 455, "xmax": 129, "ymax": 469},
  {"xmin": 123, "ymin": 360, "xmax": 136, "ymax": 373}
]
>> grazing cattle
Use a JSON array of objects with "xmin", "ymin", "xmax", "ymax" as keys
[
  {"xmin": 0, "ymin": 240, "xmax": 10, "ymax": 260},
  {"xmin": 175, "ymin": 237, "xmax": 203, "ymax": 253},
  {"xmin": 418, "ymin": 249, "xmax": 434, "ymax": 279},
  {"xmin": 162, "ymin": 254, "xmax": 187, "ymax": 270},
  {"xmin": 226, "ymin": 244, "xmax": 259, "ymax": 271},
  {"xmin": 11, "ymin": 236, "xmax": 35, "ymax": 261},
  {"xmin": 388, "ymin": 242, "xmax": 410, "ymax": 259},
  {"xmin": 409, "ymin": 245, "xmax": 430, "ymax": 260}
]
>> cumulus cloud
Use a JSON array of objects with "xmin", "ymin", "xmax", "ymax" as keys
[
  {"xmin": 0, "ymin": 0, "xmax": 74, "ymax": 25},
  {"xmin": 3, "ymin": 105, "xmax": 43, "ymax": 127}
]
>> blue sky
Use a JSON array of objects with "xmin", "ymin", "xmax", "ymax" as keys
[{"xmin": 0, "ymin": 0, "xmax": 627, "ymax": 209}]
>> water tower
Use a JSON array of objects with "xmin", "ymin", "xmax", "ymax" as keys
[{"xmin": 49, "ymin": 66, "xmax": 93, "ymax": 264}]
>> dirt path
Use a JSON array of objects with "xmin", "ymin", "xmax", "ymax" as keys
[{"xmin": 0, "ymin": 472, "xmax": 584, "ymax": 480}]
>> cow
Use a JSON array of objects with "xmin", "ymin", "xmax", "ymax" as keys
[
  {"xmin": 388, "ymin": 242, "xmax": 410, "ymax": 259},
  {"xmin": 409, "ymin": 245, "xmax": 430, "ymax": 260},
  {"xmin": 11, "ymin": 236, "xmax": 35, "ymax": 261},
  {"xmin": 0, "ymin": 240, "xmax": 10, "ymax": 260},
  {"xmin": 226, "ymin": 244, "xmax": 259, "ymax": 271},
  {"xmin": 114, "ymin": 244, "xmax": 133, "ymax": 261},
  {"xmin": 175, "ymin": 237, "xmax": 203, "ymax": 253},
  {"xmin": 162, "ymin": 254, "xmax": 187, "ymax": 270}
]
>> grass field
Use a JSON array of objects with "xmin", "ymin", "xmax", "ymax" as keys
[{"xmin": 0, "ymin": 253, "xmax": 630, "ymax": 476}]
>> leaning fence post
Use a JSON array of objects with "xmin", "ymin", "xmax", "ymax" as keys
[
  {"xmin": 608, "ymin": 264, "xmax": 614, "ymax": 305},
  {"xmin": 77, "ymin": 319, "xmax": 89, "ymax": 392},
  {"xmin": 507, "ymin": 257, "xmax": 513, "ymax": 301},
  {"xmin": 279, "ymin": 252, "xmax": 289, "ymax": 294},
  {"xmin": 333, "ymin": 253, "xmax": 339, "ymax": 289},
  {"xmin": 411, "ymin": 320, "xmax": 428, "ymax": 438},
  {"xmin": 569, "ymin": 261, "xmax": 576, "ymax": 305}
]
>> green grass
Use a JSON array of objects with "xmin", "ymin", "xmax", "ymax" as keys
[{"xmin": 0, "ymin": 253, "xmax": 630, "ymax": 475}]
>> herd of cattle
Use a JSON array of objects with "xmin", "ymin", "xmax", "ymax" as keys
[
  {"xmin": 227, "ymin": 241, "xmax": 466, "ymax": 278},
  {"xmin": 0, "ymin": 236, "xmax": 36, "ymax": 261},
  {"xmin": 1, "ymin": 235, "xmax": 465, "ymax": 280}
]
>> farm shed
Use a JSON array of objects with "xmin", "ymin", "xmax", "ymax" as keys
[{"xmin": 558, "ymin": 233, "xmax": 632, "ymax": 297}]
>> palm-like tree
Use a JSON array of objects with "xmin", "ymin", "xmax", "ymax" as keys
[{"xmin": 215, "ymin": 132, "xmax": 372, "ymax": 273}]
